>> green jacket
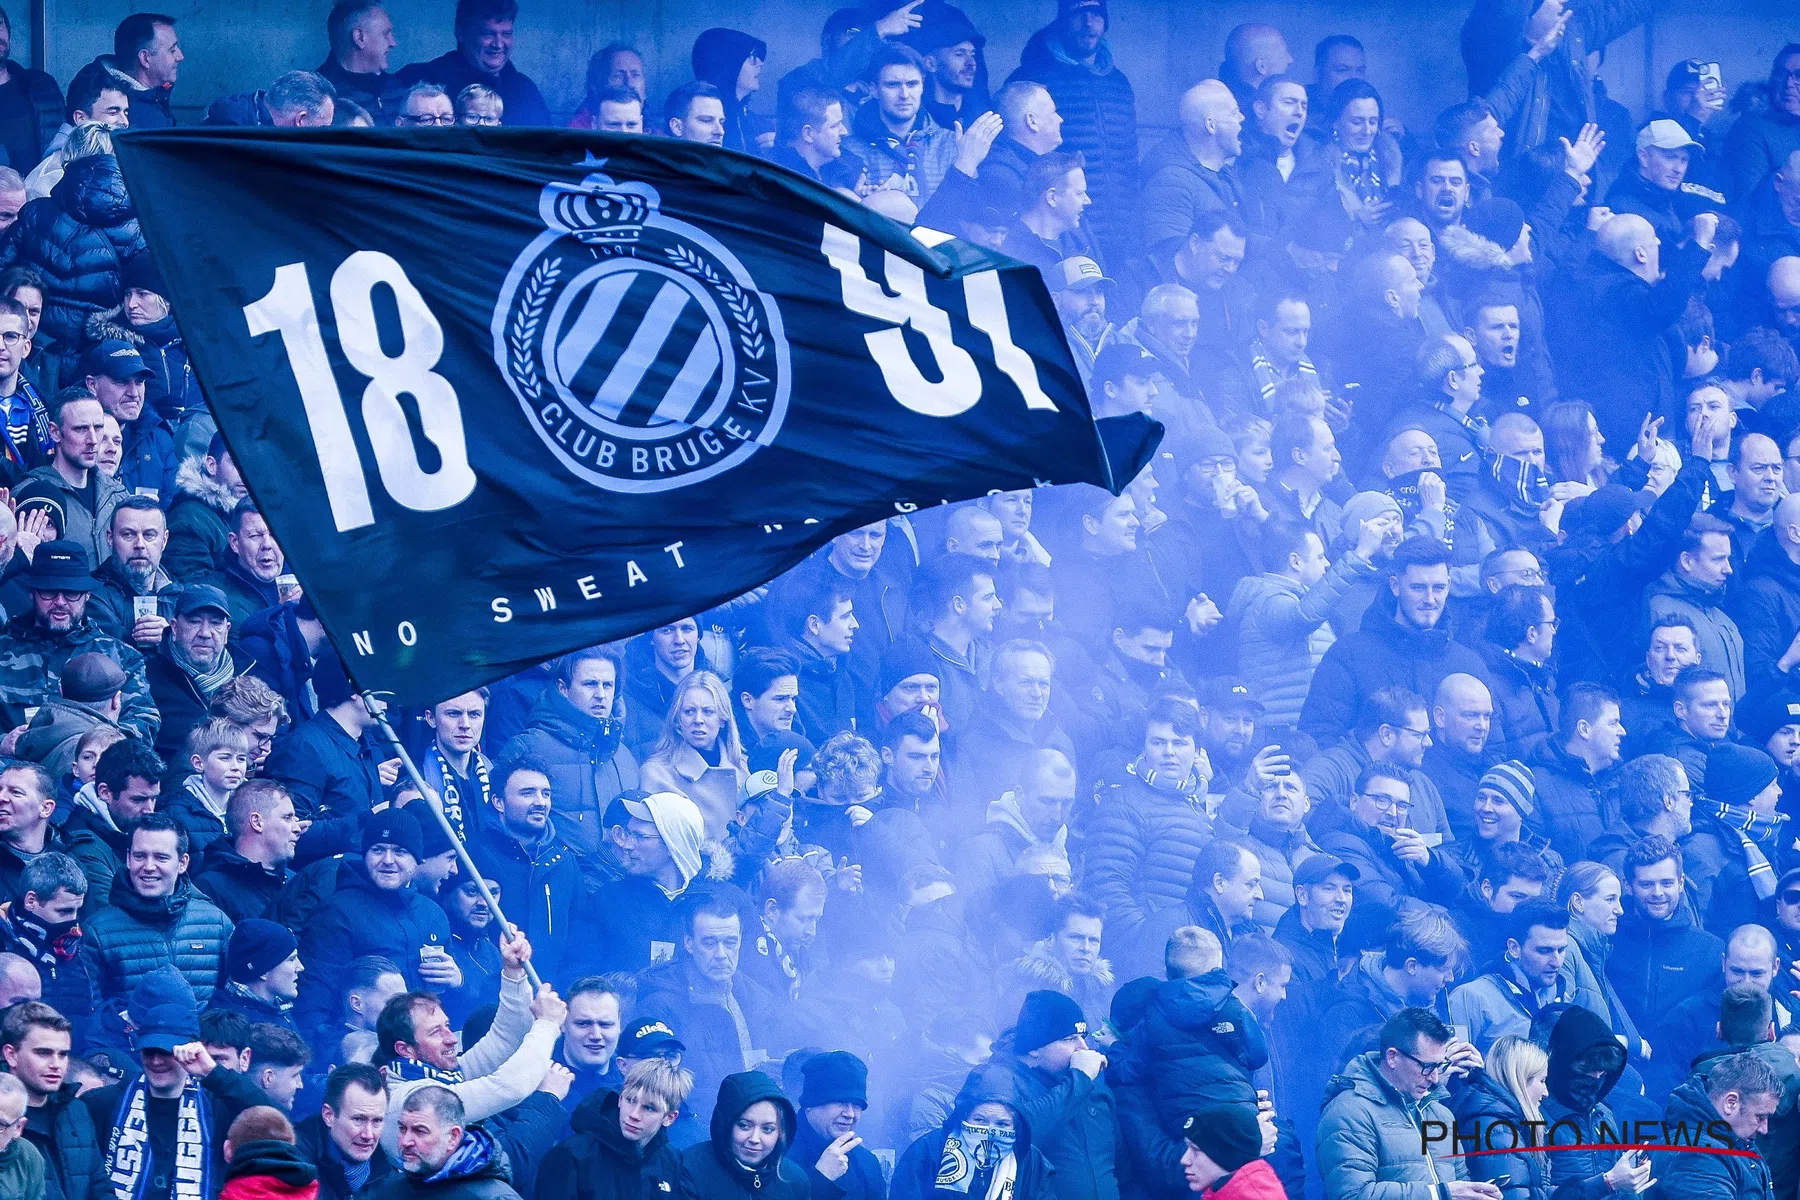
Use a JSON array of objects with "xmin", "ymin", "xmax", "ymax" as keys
[
  {"xmin": 1316, "ymin": 1051, "xmax": 1467, "ymax": 1200},
  {"xmin": 12, "ymin": 463, "xmax": 125, "ymax": 572},
  {"xmin": 0, "ymin": 1132, "xmax": 43, "ymax": 1200},
  {"xmin": 0, "ymin": 612, "xmax": 156, "ymax": 741}
]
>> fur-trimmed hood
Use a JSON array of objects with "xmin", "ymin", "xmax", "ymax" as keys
[
  {"xmin": 174, "ymin": 455, "xmax": 237, "ymax": 512},
  {"xmin": 1012, "ymin": 938, "xmax": 1115, "ymax": 991},
  {"xmin": 1437, "ymin": 221, "xmax": 1526, "ymax": 272},
  {"xmin": 85, "ymin": 303, "xmax": 140, "ymax": 347},
  {"xmin": 696, "ymin": 837, "xmax": 736, "ymax": 884}
]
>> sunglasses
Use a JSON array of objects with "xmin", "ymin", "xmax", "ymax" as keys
[{"xmin": 1781, "ymin": 890, "xmax": 1800, "ymax": 906}]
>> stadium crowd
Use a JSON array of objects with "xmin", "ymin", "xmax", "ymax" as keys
[{"xmin": 0, "ymin": 1, "xmax": 1795, "ymax": 1199}]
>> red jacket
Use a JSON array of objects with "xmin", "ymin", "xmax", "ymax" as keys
[
  {"xmin": 220, "ymin": 1176, "xmax": 320, "ymax": 1200},
  {"xmin": 1203, "ymin": 1159, "xmax": 1286, "ymax": 1200}
]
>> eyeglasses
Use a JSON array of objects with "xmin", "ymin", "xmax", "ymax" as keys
[
  {"xmin": 399, "ymin": 113, "xmax": 456, "ymax": 126},
  {"xmin": 461, "ymin": 114, "xmax": 501, "ymax": 126},
  {"xmin": 1396, "ymin": 1048, "xmax": 1449, "ymax": 1077},
  {"xmin": 1394, "ymin": 726, "xmax": 1432, "ymax": 743},
  {"xmin": 1359, "ymin": 792, "xmax": 1414, "ymax": 814},
  {"xmin": 32, "ymin": 590, "xmax": 86, "ymax": 601},
  {"xmin": 0, "ymin": 331, "xmax": 24, "ymax": 346}
]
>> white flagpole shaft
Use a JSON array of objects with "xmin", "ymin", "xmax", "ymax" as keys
[{"xmin": 362, "ymin": 693, "xmax": 544, "ymax": 991}]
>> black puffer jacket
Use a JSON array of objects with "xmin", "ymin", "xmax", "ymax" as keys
[
  {"xmin": 1656, "ymin": 1072, "xmax": 1776, "ymax": 1200},
  {"xmin": 1450, "ymin": 1068, "xmax": 1551, "ymax": 1200},
  {"xmin": 296, "ymin": 857, "xmax": 452, "ymax": 1030},
  {"xmin": 0, "ymin": 154, "xmax": 143, "ymax": 380},
  {"xmin": 1006, "ymin": 23, "xmax": 1138, "ymax": 266},
  {"xmin": 536, "ymin": 1089, "xmax": 679, "ymax": 1200},
  {"xmin": 675, "ymin": 1070, "xmax": 808, "ymax": 1198},
  {"xmin": 20, "ymin": 1080, "xmax": 108, "ymax": 1200}
]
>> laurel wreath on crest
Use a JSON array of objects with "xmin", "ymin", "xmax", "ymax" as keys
[
  {"xmin": 509, "ymin": 257, "xmax": 562, "ymax": 399},
  {"xmin": 664, "ymin": 243, "xmax": 766, "ymax": 361}
]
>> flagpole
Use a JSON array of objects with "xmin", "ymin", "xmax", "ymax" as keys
[{"xmin": 361, "ymin": 692, "xmax": 544, "ymax": 991}]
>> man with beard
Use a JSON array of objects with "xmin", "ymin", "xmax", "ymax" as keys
[
  {"xmin": 1414, "ymin": 150, "xmax": 1471, "ymax": 237},
  {"xmin": 145, "ymin": 584, "xmax": 246, "ymax": 767},
  {"xmin": 374, "ymin": 1087, "xmax": 522, "ymax": 1199},
  {"xmin": 1273, "ymin": 854, "xmax": 1356, "ymax": 984},
  {"xmin": 87, "ymin": 496, "xmax": 175, "ymax": 648},
  {"xmin": 204, "ymin": 501, "xmax": 291, "ymax": 634},
  {"xmin": 469, "ymin": 758, "xmax": 581, "ymax": 985},
  {"xmin": 0, "ymin": 539, "xmax": 156, "ymax": 742},
  {"xmin": 916, "ymin": 14, "xmax": 983, "ymax": 131},
  {"xmin": 1052, "ymin": 256, "xmax": 1114, "ymax": 386},
  {"xmin": 1609, "ymin": 835, "xmax": 1725, "ymax": 1055},
  {"xmin": 1196, "ymin": 677, "xmax": 1264, "ymax": 799}
]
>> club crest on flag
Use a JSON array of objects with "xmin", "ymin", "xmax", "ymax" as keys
[{"xmin": 493, "ymin": 158, "xmax": 792, "ymax": 493}]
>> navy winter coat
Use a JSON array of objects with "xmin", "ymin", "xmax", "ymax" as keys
[{"xmin": 0, "ymin": 154, "xmax": 144, "ymax": 381}]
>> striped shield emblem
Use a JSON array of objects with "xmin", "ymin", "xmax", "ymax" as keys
[{"xmin": 551, "ymin": 264, "xmax": 725, "ymax": 430}]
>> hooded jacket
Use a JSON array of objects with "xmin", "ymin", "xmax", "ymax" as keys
[
  {"xmin": 1448, "ymin": 1068, "xmax": 1550, "ymax": 1200},
  {"xmin": 1083, "ymin": 765, "xmax": 1214, "ymax": 939},
  {"xmin": 0, "ymin": 154, "xmax": 145, "ymax": 379},
  {"xmin": 890, "ymin": 1064, "xmax": 1056, "ymax": 1200},
  {"xmin": 1315, "ymin": 1050, "xmax": 1468, "ymax": 1200},
  {"xmin": 467, "ymin": 810, "xmax": 582, "ymax": 984},
  {"xmin": 1006, "ymin": 22, "xmax": 1138, "ymax": 267},
  {"xmin": 1135, "ymin": 972, "xmax": 1266, "ymax": 1123},
  {"xmin": 690, "ymin": 29, "xmax": 767, "ymax": 155},
  {"xmin": 1646, "ymin": 569, "xmax": 1746, "ymax": 700},
  {"xmin": 15, "ymin": 694, "xmax": 118, "ymax": 780},
  {"xmin": 1297, "ymin": 589, "xmax": 1494, "ymax": 746},
  {"xmin": 164, "ymin": 454, "xmax": 238, "ymax": 581},
  {"xmin": 218, "ymin": 1138, "xmax": 319, "ymax": 1200},
  {"xmin": 675, "ymin": 1071, "xmax": 808, "ymax": 1198},
  {"xmin": 840, "ymin": 100, "xmax": 957, "ymax": 207},
  {"xmin": 535, "ymin": 1089, "xmax": 679, "ymax": 1200}
]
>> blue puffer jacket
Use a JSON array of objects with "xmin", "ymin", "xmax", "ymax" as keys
[
  {"xmin": 0, "ymin": 154, "xmax": 144, "ymax": 380},
  {"xmin": 1450, "ymin": 1068, "xmax": 1551, "ymax": 1200},
  {"xmin": 84, "ymin": 875, "xmax": 233, "ymax": 1020},
  {"xmin": 1082, "ymin": 765, "xmax": 1213, "ymax": 941},
  {"xmin": 499, "ymin": 688, "xmax": 639, "ymax": 858},
  {"xmin": 1007, "ymin": 24, "xmax": 1138, "ymax": 265},
  {"xmin": 1134, "ymin": 971, "xmax": 1266, "ymax": 1124}
]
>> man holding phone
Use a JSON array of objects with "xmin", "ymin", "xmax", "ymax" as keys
[{"xmin": 1654, "ymin": 60, "xmax": 1729, "ymax": 193}]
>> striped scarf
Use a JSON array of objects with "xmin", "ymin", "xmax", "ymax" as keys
[
  {"xmin": 1247, "ymin": 341, "xmax": 1320, "ymax": 410},
  {"xmin": 106, "ymin": 1076, "xmax": 213, "ymax": 1200},
  {"xmin": 1710, "ymin": 801, "xmax": 1785, "ymax": 900}
]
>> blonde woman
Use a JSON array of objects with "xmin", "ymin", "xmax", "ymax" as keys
[
  {"xmin": 639, "ymin": 670, "xmax": 748, "ymax": 839},
  {"xmin": 1450, "ymin": 1034, "xmax": 1549, "ymax": 1200}
]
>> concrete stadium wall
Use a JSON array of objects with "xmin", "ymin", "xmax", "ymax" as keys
[{"xmin": 34, "ymin": 0, "xmax": 1799, "ymax": 137}]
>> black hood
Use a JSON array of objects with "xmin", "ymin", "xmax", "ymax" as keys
[
  {"xmin": 691, "ymin": 28, "xmax": 767, "ymax": 95},
  {"xmin": 944, "ymin": 1062, "xmax": 1035, "ymax": 1157},
  {"xmin": 223, "ymin": 1139, "xmax": 318, "ymax": 1187},
  {"xmin": 1546, "ymin": 1004, "xmax": 1625, "ymax": 1111},
  {"xmin": 708, "ymin": 1070, "xmax": 796, "ymax": 1181}
]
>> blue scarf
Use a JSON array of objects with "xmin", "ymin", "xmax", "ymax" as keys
[{"xmin": 106, "ymin": 1075, "xmax": 213, "ymax": 1200}]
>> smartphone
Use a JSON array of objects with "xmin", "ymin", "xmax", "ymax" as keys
[
  {"xmin": 1699, "ymin": 62, "xmax": 1723, "ymax": 92},
  {"xmin": 1451, "ymin": 1024, "xmax": 1471, "ymax": 1045},
  {"xmin": 1488, "ymin": 1175, "xmax": 1511, "ymax": 1189},
  {"xmin": 1417, "ymin": 832, "xmax": 1445, "ymax": 849},
  {"xmin": 133, "ymin": 596, "xmax": 158, "ymax": 621}
]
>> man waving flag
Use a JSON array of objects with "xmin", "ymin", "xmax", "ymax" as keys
[{"xmin": 113, "ymin": 127, "xmax": 1155, "ymax": 705}]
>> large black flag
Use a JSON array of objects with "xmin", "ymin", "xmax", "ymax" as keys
[{"xmin": 115, "ymin": 128, "xmax": 1156, "ymax": 705}]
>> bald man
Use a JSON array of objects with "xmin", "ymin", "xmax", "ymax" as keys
[
  {"xmin": 944, "ymin": 506, "xmax": 1004, "ymax": 567},
  {"xmin": 1220, "ymin": 24, "xmax": 1294, "ymax": 111},
  {"xmin": 1546, "ymin": 210, "xmax": 1716, "ymax": 449},
  {"xmin": 1421, "ymin": 673, "xmax": 1496, "ymax": 843},
  {"xmin": 1654, "ymin": 924, "xmax": 1794, "ymax": 1098},
  {"xmin": 0, "ymin": 952, "xmax": 39, "ymax": 1007},
  {"xmin": 1768, "ymin": 256, "xmax": 1800, "ymax": 347},
  {"xmin": 1735, "ymin": 490, "xmax": 1800, "ymax": 697},
  {"xmin": 1142, "ymin": 79, "xmax": 1246, "ymax": 262}
]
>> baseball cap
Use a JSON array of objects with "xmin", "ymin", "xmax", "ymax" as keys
[
  {"xmin": 1090, "ymin": 343, "xmax": 1159, "ymax": 388},
  {"xmin": 175, "ymin": 584, "xmax": 230, "ymax": 619},
  {"xmin": 1637, "ymin": 118, "xmax": 1702, "ymax": 153},
  {"xmin": 81, "ymin": 338, "xmax": 153, "ymax": 380},
  {"xmin": 1294, "ymin": 855, "xmax": 1361, "ymax": 886},
  {"xmin": 619, "ymin": 1018, "xmax": 685, "ymax": 1059},
  {"xmin": 1198, "ymin": 676, "xmax": 1264, "ymax": 713},
  {"xmin": 1050, "ymin": 256, "xmax": 1115, "ymax": 294}
]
